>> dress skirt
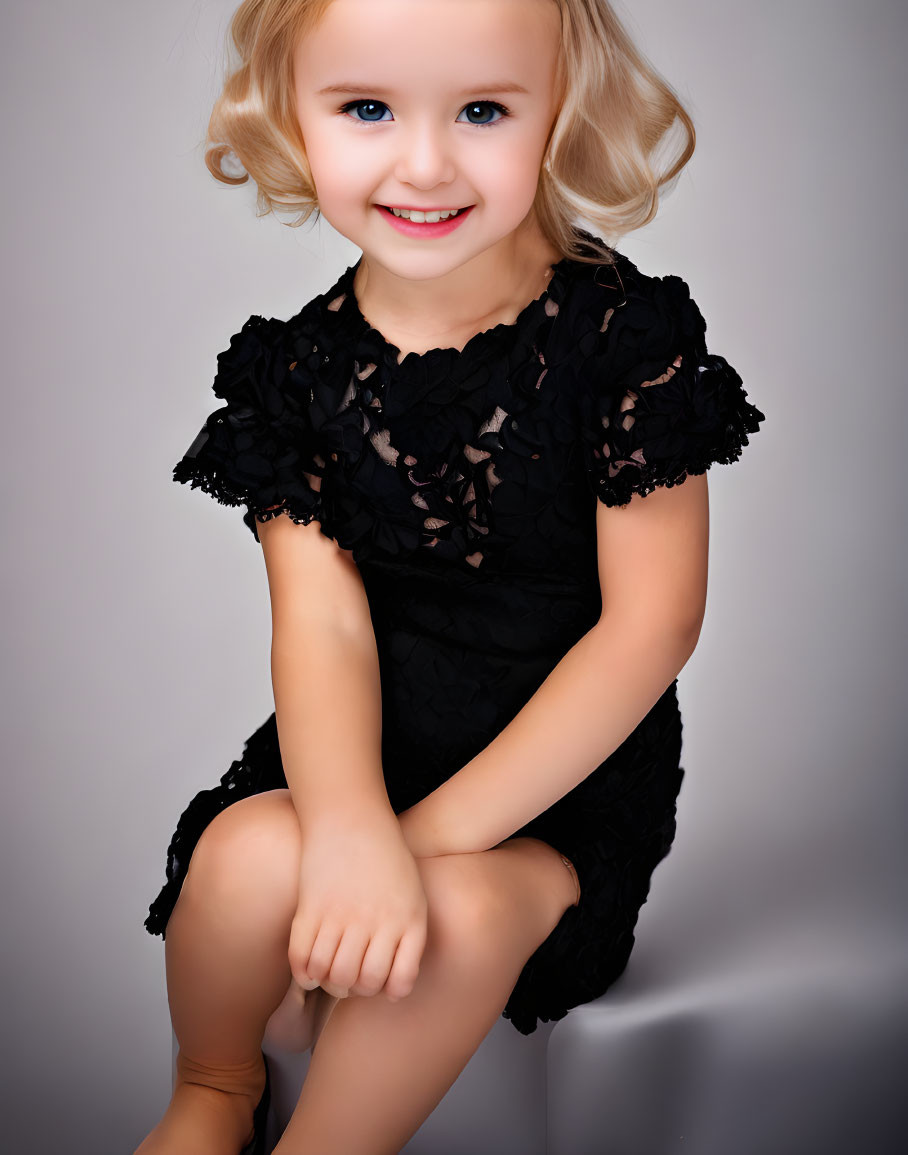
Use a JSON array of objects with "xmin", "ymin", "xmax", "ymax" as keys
[{"xmin": 145, "ymin": 679, "xmax": 685, "ymax": 1037}]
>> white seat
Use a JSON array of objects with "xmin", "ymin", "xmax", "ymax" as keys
[{"xmin": 546, "ymin": 929, "xmax": 908, "ymax": 1155}]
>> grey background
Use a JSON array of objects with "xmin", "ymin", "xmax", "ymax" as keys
[{"xmin": 2, "ymin": 0, "xmax": 906, "ymax": 1151}]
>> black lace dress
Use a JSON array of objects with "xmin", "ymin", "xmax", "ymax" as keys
[{"xmin": 145, "ymin": 230, "xmax": 765, "ymax": 1036}]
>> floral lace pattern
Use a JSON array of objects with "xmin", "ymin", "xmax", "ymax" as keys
[
  {"xmin": 577, "ymin": 266, "xmax": 764, "ymax": 505},
  {"xmin": 151, "ymin": 231, "xmax": 765, "ymax": 1035}
]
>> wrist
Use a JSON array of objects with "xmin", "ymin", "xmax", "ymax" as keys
[
  {"xmin": 295, "ymin": 783, "xmax": 396, "ymax": 836},
  {"xmin": 397, "ymin": 795, "xmax": 458, "ymax": 858}
]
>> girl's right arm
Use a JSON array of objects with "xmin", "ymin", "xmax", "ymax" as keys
[{"xmin": 256, "ymin": 512, "xmax": 428, "ymax": 1003}]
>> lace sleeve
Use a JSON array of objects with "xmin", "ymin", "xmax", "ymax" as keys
[
  {"xmin": 580, "ymin": 272, "xmax": 766, "ymax": 506},
  {"xmin": 172, "ymin": 315, "xmax": 325, "ymax": 542}
]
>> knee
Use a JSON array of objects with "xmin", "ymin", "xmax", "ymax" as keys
[
  {"xmin": 183, "ymin": 789, "xmax": 300, "ymax": 917},
  {"xmin": 417, "ymin": 854, "xmax": 509, "ymax": 965}
]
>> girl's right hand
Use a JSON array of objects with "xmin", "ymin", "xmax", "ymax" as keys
[{"xmin": 290, "ymin": 804, "xmax": 429, "ymax": 1002}]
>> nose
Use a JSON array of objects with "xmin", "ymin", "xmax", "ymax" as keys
[{"xmin": 393, "ymin": 115, "xmax": 457, "ymax": 190}]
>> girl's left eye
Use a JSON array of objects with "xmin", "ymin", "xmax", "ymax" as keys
[{"xmin": 338, "ymin": 99, "xmax": 511, "ymax": 128}]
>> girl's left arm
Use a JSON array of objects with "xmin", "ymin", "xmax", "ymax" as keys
[{"xmin": 397, "ymin": 471, "xmax": 710, "ymax": 857}]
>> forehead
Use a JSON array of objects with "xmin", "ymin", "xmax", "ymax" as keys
[{"xmin": 296, "ymin": 0, "xmax": 559, "ymax": 92}]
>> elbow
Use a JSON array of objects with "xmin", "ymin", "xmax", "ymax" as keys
[
  {"xmin": 678, "ymin": 594, "xmax": 707, "ymax": 653},
  {"xmin": 668, "ymin": 609, "xmax": 705, "ymax": 674},
  {"xmin": 662, "ymin": 607, "xmax": 706, "ymax": 664},
  {"xmin": 595, "ymin": 603, "xmax": 704, "ymax": 667},
  {"xmin": 679, "ymin": 612, "xmax": 704, "ymax": 663}
]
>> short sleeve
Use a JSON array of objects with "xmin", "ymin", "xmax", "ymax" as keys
[
  {"xmin": 581, "ymin": 271, "xmax": 765, "ymax": 506},
  {"xmin": 172, "ymin": 315, "xmax": 325, "ymax": 543}
]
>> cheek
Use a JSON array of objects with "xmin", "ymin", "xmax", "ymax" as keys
[
  {"xmin": 301, "ymin": 129, "xmax": 365, "ymax": 195},
  {"xmin": 479, "ymin": 146, "xmax": 543, "ymax": 200}
]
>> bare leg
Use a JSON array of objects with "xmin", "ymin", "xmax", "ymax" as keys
[
  {"xmin": 134, "ymin": 791, "xmax": 302, "ymax": 1155},
  {"xmin": 135, "ymin": 784, "xmax": 578, "ymax": 1155},
  {"xmin": 274, "ymin": 835, "xmax": 578, "ymax": 1155}
]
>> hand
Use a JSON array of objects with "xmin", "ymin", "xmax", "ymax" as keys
[{"xmin": 290, "ymin": 806, "xmax": 428, "ymax": 1002}]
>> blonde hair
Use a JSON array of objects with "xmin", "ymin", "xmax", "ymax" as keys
[{"xmin": 205, "ymin": 0, "xmax": 696, "ymax": 266}]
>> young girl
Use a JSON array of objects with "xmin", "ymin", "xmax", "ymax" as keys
[{"xmin": 138, "ymin": 1, "xmax": 765, "ymax": 1152}]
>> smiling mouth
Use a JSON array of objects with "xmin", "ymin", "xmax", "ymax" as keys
[{"xmin": 379, "ymin": 205, "xmax": 471, "ymax": 220}]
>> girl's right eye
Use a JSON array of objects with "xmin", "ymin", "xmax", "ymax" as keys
[{"xmin": 340, "ymin": 99, "xmax": 392, "ymax": 125}]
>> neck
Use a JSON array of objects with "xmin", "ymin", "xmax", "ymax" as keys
[{"xmin": 352, "ymin": 230, "xmax": 562, "ymax": 347}]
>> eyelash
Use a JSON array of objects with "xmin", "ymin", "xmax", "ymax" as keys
[{"xmin": 338, "ymin": 99, "xmax": 512, "ymax": 129}]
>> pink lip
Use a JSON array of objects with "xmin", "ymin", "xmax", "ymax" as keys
[{"xmin": 377, "ymin": 203, "xmax": 474, "ymax": 238}]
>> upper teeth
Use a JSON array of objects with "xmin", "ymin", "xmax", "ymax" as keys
[{"xmin": 390, "ymin": 207, "xmax": 463, "ymax": 222}]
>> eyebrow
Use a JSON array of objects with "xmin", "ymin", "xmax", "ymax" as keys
[{"xmin": 316, "ymin": 81, "xmax": 530, "ymax": 97}]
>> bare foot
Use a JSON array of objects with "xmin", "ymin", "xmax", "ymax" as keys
[{"xmin": 134, "ymin": 1073, "xmax": 263, "ymax": 1154}]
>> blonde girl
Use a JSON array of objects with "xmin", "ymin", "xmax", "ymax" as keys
[{"xmin": 137, "ymin": 1, "xmax": 765, "ymax": 1152}]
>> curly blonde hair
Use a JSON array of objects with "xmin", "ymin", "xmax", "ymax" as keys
[{"xmin": 205, "ymin": 0, "xmax": 695, "ymax": 265}]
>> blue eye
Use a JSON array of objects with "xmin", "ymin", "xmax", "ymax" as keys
[
  {"xmin": 339, "ymin": 99, "xmax": 511, "ymax": 128},
  {"xmin": 340, "ymin": 100, "xmax": 391, "ymax": 125},
  {"xmin": 459, "ymin": 101, "xmax": 510, "ymax": 127}
]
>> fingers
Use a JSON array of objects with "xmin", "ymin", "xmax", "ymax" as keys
[
  {"xmin": 290, "ymin": 913, "xmax": 336, "ymax": 991},
  {"xmin": 317, "ymin": 922, "xmax": 373, "ymax": 998},
  {"xmin": 297, "ymin": 920, "xmax": 361, "ymax": 997},
  {"xmin": 292, "ymin": 919, "xmax": 388, "ymax": 999},
  {"xmin": 290, "ymin": 919, "xmax": 426, "ymax": 1002},
  {"xmin": 350, "ymin": 927, "xmax": 404, "ymax": 997},
  {"xmin": 383, "ymin": 923, "xmax": 427, "ymax": 1001}
]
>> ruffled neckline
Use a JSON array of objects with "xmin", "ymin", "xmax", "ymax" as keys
[
  {"xmin": 340, "ymin": 253, "xmax": 568, "ymax": 370},
  {"xmin": 311, "ymin": 228, "xmax": 618, "ymax": 385}
]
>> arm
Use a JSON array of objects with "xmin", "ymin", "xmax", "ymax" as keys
[
  {"xmin": 258, "ymin": 511, "xmax": 429, "ymax": 1002},
  {"xmin": 397, "ymin": 472, "xmax": 710, "ymax": 857},
  {"xmin": 257, "ymin": 512, "xmax": 394, "ymax": 830}
]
